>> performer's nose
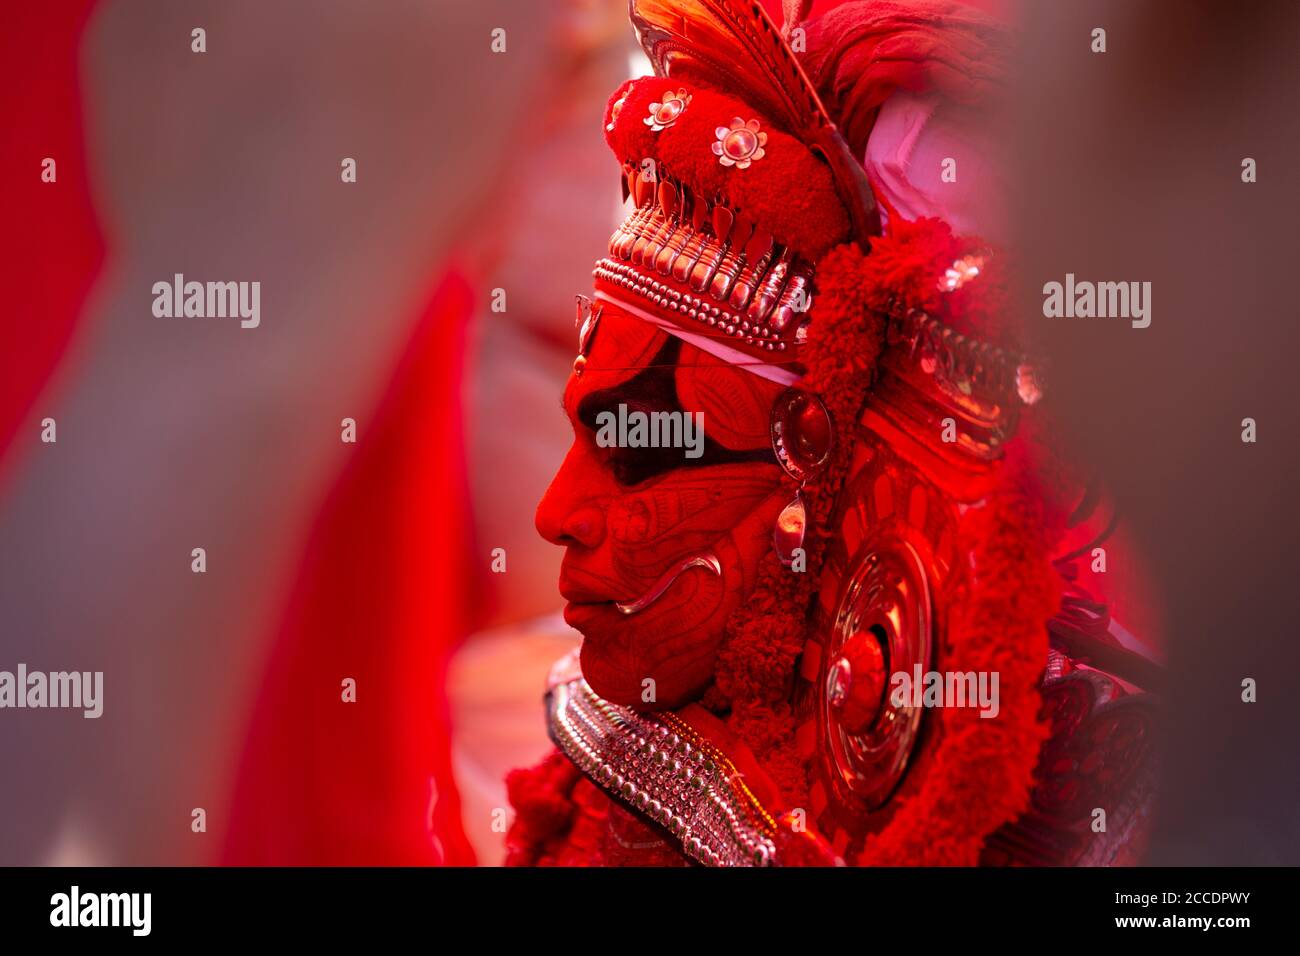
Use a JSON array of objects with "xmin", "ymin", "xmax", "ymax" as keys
[
  {"xmin": 536, "ymin": 453, "xmax": 606, "ymax": 549},
  {"xmin": 558, "ymin": 506, "xmax": 605, "ymax": 548}
]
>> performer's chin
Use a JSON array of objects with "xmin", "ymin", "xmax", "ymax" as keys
[
  {"xmin": 576, "ymin": 626, "xmax": 713, "ymax": 713},
  {"xmin": 565, "ymin": 609, "xmax": 631, "ymax": 691}
]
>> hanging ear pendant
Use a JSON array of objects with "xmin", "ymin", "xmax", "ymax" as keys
[
  {"xmin": 774, "ymin": 486, "xmax": 808, "ymax": 567},
  {"xmin": 573, "ymin": 295, "xmax": 602, "ymax": 376},
  {"xmin": 769, "ymin": 388, "xmax": 834, "ymax": 566}
]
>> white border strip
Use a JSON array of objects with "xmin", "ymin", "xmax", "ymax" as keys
[{"xmin": 593, "ymin": 290, "xmax": 801, "ymax": 387}]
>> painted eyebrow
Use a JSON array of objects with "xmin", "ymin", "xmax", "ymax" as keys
[{"xmin": 560, "ymin": 334, "xmax": 693, "ymax": 433}]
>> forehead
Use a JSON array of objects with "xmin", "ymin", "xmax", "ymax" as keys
[
  {"xmin": 563, "ymin": 303, "xmax": 785, "ymax": 448},
  {"xmin": 562, "ymin": 306, "xmax": 668, "ymax": 414}
]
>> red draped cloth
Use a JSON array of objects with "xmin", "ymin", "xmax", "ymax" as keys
[
  {"xmin": 0, "ymin": 0, "xmax": 104, "ymax": 486},
  {"xmin": 4, "ymin": 0, "xmax": 477, "ymax": 865},
  {"xmin": 221, "ymin": 271, "xmax": 480, "ymax": 865}
]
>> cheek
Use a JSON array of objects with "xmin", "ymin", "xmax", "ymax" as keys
[
  {"xmin": 673, "ymin": 340, "xmax": 785, "ymax": 450},
  {"xmin": 602, "ymin": 464, "xmax": 781, "ymax": 592},
  {"xmin": 608, "ymin": 497, "xmax": 651, "ymax": 543},
  {"xmin": 582, "ymin": 463, "xmax": 787, "ymax": 709}
]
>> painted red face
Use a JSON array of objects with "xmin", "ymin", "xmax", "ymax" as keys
[{"xmin": 536, "ymin": 304, "xmax": 788, "ymax": 710}]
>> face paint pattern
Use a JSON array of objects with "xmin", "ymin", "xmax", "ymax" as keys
[{"xmin": 536, "ymin": 305, "xmax": 787, "ymax": 709}]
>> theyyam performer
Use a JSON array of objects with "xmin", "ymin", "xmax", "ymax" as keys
[{"xmin": 506, "ymin": 0, "xmax": 1160, "ymax": 866}]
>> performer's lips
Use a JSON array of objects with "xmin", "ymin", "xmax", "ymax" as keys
[
  {"xmin": 559, "ymin": 550, "xmax": 722, "ymax": 627},
  {"xmin": 559, "ymin": 580, "xmax": 618, "ymax": 628},
  {"xmin": 561, "ymin": 599, "xmax": 614, "ymax": 630},
  {"xmin": 559, "ymin": 583, "xmax": 616, "ymax": 605}
]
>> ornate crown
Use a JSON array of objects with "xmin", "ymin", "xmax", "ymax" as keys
[
  {"xmin": 591, "ymin": 0, "xmax": 874, "ymax": 381},
  {"xmin": 598, "ymin": 75, "xmax": 850, "ymax": 377},
  {"xmin": 591, "ymin": 0, "xmax": 1041, "ymax": 457}
]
